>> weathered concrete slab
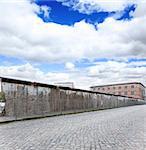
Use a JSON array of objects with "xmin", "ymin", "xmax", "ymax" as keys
[{"xmin": 0, "ymin": 77, "xmax": 145, "ymax": 120}]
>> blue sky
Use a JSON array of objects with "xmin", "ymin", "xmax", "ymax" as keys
[
  {"xmin": 0, "ymin": 0, "xmax": 146, "ymax": 89},
  {"xmin": 35, "ymin": 0, "xmax": 136, "ymax": 25}
]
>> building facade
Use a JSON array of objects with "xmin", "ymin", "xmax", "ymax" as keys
[
  {"xmin": 90, "ymin": 82, "xmax": 145, "ymax": 100},
  {"xmin": 54, "ymin": 82, "xmax": 74, "ymax": 88}
]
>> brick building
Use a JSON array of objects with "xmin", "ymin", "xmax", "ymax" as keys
[{"xmin": 90, "ymin": 82, "xmax": 145, "ymax": 100}]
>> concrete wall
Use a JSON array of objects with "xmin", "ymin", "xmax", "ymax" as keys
[{"xmin": 2, "ymin": 80, "xmax": 145, "ymax": 120}]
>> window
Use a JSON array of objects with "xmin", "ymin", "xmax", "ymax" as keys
[
  {"xmin": 125, "ymin": 86, "xmax": 127, "ymax": 89},
  {"xmin": 108, "ymin": 87, "xmax": 110, "ymax": 90},
  {"xmin": 142, "ymin": 90, "xmax": 145, "ymax": 97},
  {"xmin": 113, "ymin": 87, "xmax": 115, "ymax": 89},
  {"xmin": 124, "ymin": 91, "xmax": 127, "ymax": 95},
  {"xmin": 131, "ymin": 91, "xmax": 134, "ymax": 95},
  {"xmin": 118, "ymin": 86, "xmax": 121, "ymax": 89},
  {"xmin": 102, "ymin": 88, "xmax": 105, "ymax": 91},
  {"xmin": 98, "ymin": 88, "xmax": 100, "ymax": 90},
  {"xmin": 131, "ymin": 85, "xmax": 134, "ymax": 88}
]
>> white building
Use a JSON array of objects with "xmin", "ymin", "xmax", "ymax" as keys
[{"xmin": 54, "ymin": 82, "xmax": 74, "ymax": 88}]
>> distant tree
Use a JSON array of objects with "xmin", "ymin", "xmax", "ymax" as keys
[{"xmin": 0, "ymin": 92, "xmax": 5, "ymax": 102}]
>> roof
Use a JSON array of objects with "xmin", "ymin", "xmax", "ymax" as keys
[{"xmin": 90, "ymin": 82, "xmax": 145, "ymax": 88}]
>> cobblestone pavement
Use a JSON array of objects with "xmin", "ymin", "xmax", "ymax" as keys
[{"xmin": 0, "ymin": 105, "xmax": 146, "ymax": 150}]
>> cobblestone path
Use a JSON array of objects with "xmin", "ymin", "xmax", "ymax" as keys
[{"xmin": 0, "ymin": 105, "xmax": 146, "ymax": 150}]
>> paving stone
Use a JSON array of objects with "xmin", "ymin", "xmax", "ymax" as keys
[{"xmin": 0, "ymin": 105, "xmax": 146, "ymax": 150}]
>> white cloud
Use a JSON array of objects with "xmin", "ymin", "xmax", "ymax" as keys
[
  {"xmin": 58, "ymin": 0, "xmax": 146, "ymax": 19},
  {"xmin": 0, "ymin": 63, "xmax": 43, "ymax": 81},
  {"xmin": 0, "ymin": 0, "xmax": 146, "ymax": 63},
  {"xmin": 131, "ymin": 1, "xmax": 146, "ymax": 17},
  {"xmin": 0, "ymin": 61, "xmax": 146, "ymax": 90},
  {"xmin": 40, "ymin": 5, "xmax": 51, "ymax": 18},
  {"xmin": 57, "ymin": 0, "xmax": 145, "ymax": 14},
  {"xmin": 87, "ymin": 60, "xmax": 146, "ymax": 87},
  {"xmin": 0, "ymin": 0, "xmax": 146, "ymax": 89},
  {"xmin": 65, "ymin": 62, "xmax": 75, "ymax": 71},
  {"xmin": 0, "ymin": 63, "xmax": 70, "ymax": 85}
]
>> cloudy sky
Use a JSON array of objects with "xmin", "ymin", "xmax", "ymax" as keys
[{"xmin": 0, "ymin": 0, "xmax": 146, "ymax": 89}]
